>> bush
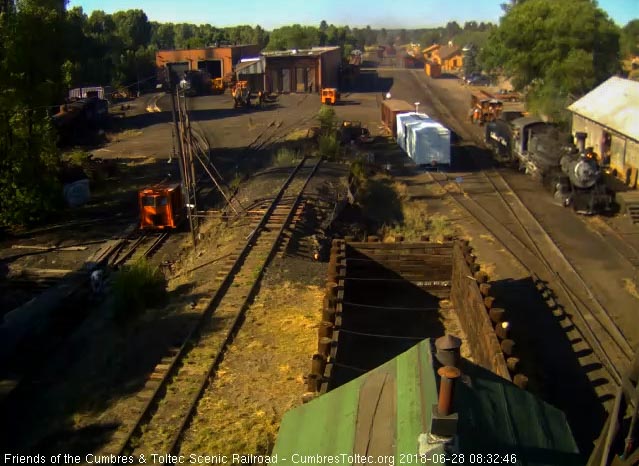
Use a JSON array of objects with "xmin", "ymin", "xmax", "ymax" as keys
[
  {"xmin": 273, "ymin": 148, "xmax": 299, "ymax": 166},
  {"xmin": 112, "ymin": 259, "xmax": 167, "ymax": 321},
  {"xmin": 317, "ymin": 105, "xmax": 337, "ymax": 135},
  {"xmin": 0, "ymin": 116, "xmax": 62, "ymax": 227},
  {"xmin": 318, "ymin": 134, "xmax": 340, "ymax": 160},
  {"xmin": 64, "ymin": 150, "xmax": 91, "ymax": 167}
]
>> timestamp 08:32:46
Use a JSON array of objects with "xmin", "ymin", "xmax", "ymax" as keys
[{"xmin": 399, "ymin": 453, "xmax": 518, "ymax": 464}]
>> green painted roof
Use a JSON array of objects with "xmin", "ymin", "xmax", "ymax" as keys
[{"xmin": 273, "ymin": 340, "xmax": 581, "ymax": 466}]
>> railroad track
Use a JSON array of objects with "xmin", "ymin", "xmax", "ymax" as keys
[
  {"xmin": 430, "ymin": 168, "xmax": 634, "ymax": 393},
  {"xmin": 415, "ymin": 71, "xmax": 635, "ymax": 397},
  {"xmin": 93, "ymin": 156, "xmax": 321, "ymax": 460},
  {"xmin": 110, "ymin": 232, "xmax": 169, "ymax": 268}
]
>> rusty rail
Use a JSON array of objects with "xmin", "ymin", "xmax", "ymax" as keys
[{"xmin": 95, "ymin": 156, "xmax": 322, "ymax": 460}]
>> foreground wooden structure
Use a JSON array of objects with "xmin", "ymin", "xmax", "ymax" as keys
[{"xmin": 306, "ymin": 238, "xmax": 527, "ymax": 397}]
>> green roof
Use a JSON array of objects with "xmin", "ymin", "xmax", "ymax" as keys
[{"xmin": 273, "ymin": 340, "xmax": 581, "ymax": 465}]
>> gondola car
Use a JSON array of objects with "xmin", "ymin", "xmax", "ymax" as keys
[
  {"xmin": 485, "ymin": 117, "xmax": 611, "ymax": 214},
  {"xmin": 138, "ymin": 183, "xmax": 183, "ymax": 230}
]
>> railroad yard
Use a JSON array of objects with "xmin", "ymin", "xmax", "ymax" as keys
[{"xmin": 1, "ymin": 65, "xmax": 639, "ymax": 464}]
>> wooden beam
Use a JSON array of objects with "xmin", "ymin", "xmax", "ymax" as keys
[{"xmin": 11, "ymin": 245, "xmax": 88, "ymax": 251}]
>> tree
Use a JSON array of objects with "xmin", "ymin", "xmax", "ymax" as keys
[
  {"xmin": 151, "ymin": 22, "xmax": 176, "ymax": 49},
  {"xmin": 462, "ymin": 44, "xmax": 480, "ymax": 77},
  {"xmin": 112, "ymin": 9, "xmax": 151, "ymax": 50},
  {"xmin": 500, "ymin": 0, "xmax": 527, "ymax": 13},
  {"xmin": 480, "ymin": 0, "xmax": 620, "ymax": 120},
  {"xmin": 0, "ymin": 0, "xmax": 64, "ymax": 226},
  {"xmin": 266, "ymin": 24, "xmax": 319, "ymax": 50},
  {"xmin": 620, "ymin": 19, "xmax": 639, "ymax": 58}
]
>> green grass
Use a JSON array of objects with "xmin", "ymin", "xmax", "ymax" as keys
[
  {"xmin": 112, "ymin": 259, "xmax": 167, "ymax": 321},
  {"xmin": 63, "ymin": 150, "xmax": 91, "ymax": 167},
  {"xmin": 318, "ymin": 134, "xmax": 340, "ymax": 160},
  {"xmin": 273, "ymin": 148, "xmax": 300, "ymax": 167}
]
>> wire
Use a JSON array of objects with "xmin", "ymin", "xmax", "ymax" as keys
[
  {"xmin": 338, "ymin": 328, "xmax": 428, "ymax": 340},
  {"xmin": 342, "ymin": 301, "xmax": 441, "ymax": 311},
  {"xmin": 331, "ymin": 361, "xmax": 368, "ymax": 373}
]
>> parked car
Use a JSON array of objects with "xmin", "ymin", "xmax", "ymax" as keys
[
  {"xmin": 463, "ymin": 72, "xmax": 482, "ymax": 84},
  {"xmin": 467, "ymin": 75, "xmax": 491, "ymax": 86}
]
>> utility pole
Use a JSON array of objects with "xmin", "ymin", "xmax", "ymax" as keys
[
  {"xmin": 169, "ymin": 71, "xmax": 197, "ymax": 250},
  {"xmin": 176, "ymin": 89, "xmax": 199, "ymax": 250}
]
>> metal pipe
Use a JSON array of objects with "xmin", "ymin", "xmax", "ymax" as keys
[{"xmin": 437, "ymin": 366, "xmax": 461, "ymax": 416}]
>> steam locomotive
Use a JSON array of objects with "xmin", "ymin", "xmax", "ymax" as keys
[{"xmin": 485, "ymin": 117, "xmax": 612, "ymax": 214}]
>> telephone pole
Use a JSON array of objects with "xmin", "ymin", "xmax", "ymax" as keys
[{"xmin": 168, "ymin": 70, "xmax": 198, "ymax": 249}]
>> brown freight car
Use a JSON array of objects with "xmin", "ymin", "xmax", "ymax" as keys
[{"xmin": 381, "ymin": 99, "xmax": 414, "ymax": 138}]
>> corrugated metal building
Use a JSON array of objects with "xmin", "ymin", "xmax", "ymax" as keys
[
  {"xmin": 155, "ymin": 44, "xmax": 260, "ymax": 84},
  {"xmin": 273, "ymin": 339, "xmax": 580, "ymax": 465},
  {"xmin": 568, "ymin": 77, "xmax": 639, "ymax": 188}
]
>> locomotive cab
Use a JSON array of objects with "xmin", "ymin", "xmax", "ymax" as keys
[{"xmin": 139, "ymin": 183, "xmax": 183, "ymax": 230}]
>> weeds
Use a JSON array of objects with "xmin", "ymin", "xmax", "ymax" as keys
[
  {"xmin": 350, "ymin": 158, "xmax": 368, "ymax": 184},
  {"xmin": 623, "ymin": 278, "xmax": 639, "ymax": 300},
  {"xmin": 63, "ymin": 150, "xmax": 91, "ymax": 167},
  {"xmin": 112, "ymin": 259, "xmax": 167, "ymax": 321},
  {"xmin": 317, "ymin": 105, "xmax": 337, "ymax": 135},
  {"xmin": 428, "ymin": 213, "xmax": 454, "ymax": 242},
  {"xmin": 318, "ymin": 134, "xmax": 340, "ymax": 160},
  {"xmin": 273, "ymin": 148, "xmax": 299, "ymax": 167}
]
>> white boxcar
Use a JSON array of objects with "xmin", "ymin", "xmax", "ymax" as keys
[
  {"xmin": 396, "ymin": 112, "xmax": 429, "ymax": 151},
  {"xmin": 397, "ymin": 113, "xmax": 450, "ymax": 166},
  {"xmin": 408, "ymin": 121, "xmax": 451, "ymax": 166}
]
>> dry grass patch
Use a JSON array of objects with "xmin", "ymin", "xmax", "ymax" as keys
[
  {"xmin": 178, "ymin": 281, "xmax": 322, "ymax": 455},
  {"xmin": 285, "ymin": 129, "xmax": 311, "ymax": 141},
  {"xmin": 623, "ymin": 278, "xmax": 639, "ymax": 300}
]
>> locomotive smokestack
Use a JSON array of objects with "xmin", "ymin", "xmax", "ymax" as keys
[{"xmin": 575, "ymin": 132, "xmax": 587, "ymax": 154}]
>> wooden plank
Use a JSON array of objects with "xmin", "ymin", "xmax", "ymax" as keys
[
  {"xmin": 347, "ymin": 242, "xmax": 452, "ymax": 249},
  {"xmin": 11, "ymin": 244, "xmax": 89, "ymax": 251},
  {"xmin": 346, "ymin": 256, "xmax": 453, "ymax": 263},
  {"xmin": 353, "ymin": 370, "xmax": 397, "ymax": 463},
  {"xmin": 10, "ymin": 267, "xmax": 74, "ymax": 277}
]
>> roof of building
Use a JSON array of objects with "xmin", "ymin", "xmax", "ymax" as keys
[
  {"xmin": 235, "ymin": 57, "xmax": 264, "ymax": 74},
  {"xmin": 437, "ymin": 45, "xmax": 462, "ymax": 60},
  {"xmin": 261, "ymin": 46, "xmax": 340, "ymax": 58},
  {"xmin": 157, "ymin": 44, "xmax": 257, "ymax": 53},
  {"xmin": 273, "ymin": 339, "xmax": 580, "ymax": 465},
  {"xmin": 423, "ymin": 44, "xmax": 440, "ymax": 54},
  {"xmin": 383, "ymin": 99, "xmax": 416, "ymax": 112},
  {"xmin": 567, "ymin": 77, "xmax": 639, "ymax": 141}
]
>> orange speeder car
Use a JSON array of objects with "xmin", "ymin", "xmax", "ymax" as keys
[{"xmin": 138, "ymin": 183, "xmax": 183, "ymax": 230}]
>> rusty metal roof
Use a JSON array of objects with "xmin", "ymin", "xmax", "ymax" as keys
[
  {"xmin": 261, "ymin": 46, "xmax": 340, "ymax": 58},
  {"xmin": 567, "ymin": 77, "xmax": 639, "ymax": 141}
]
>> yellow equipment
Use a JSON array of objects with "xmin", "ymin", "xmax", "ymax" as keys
[
  {"xmin": 211, "ymin": 77, "xmax": 225, "ymax": 94},
  {"xmin": 321, "ymin": 88, "xmax": 340, "ymax": 105},
  {"xmin": 231, "ymin": 81, "xmax": 251, "ymax": 108}
]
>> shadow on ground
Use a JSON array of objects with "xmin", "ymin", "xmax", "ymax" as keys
[
  {"xmin": 490, "ymin": 276, "xmax": 607, "ymax": 459},
  {"xmin": 0, "ymin": 289, "xmax": 214, "ymax": 455}
]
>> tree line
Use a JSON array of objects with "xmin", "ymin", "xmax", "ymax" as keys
[{"xmin": 0, "ymin": 0, "xmax": 637, "ymax": 228}]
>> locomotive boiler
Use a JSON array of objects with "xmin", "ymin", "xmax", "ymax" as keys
[{"xmin": 485, "ymin": 118, "xmax": 611, "ymax": 214}]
